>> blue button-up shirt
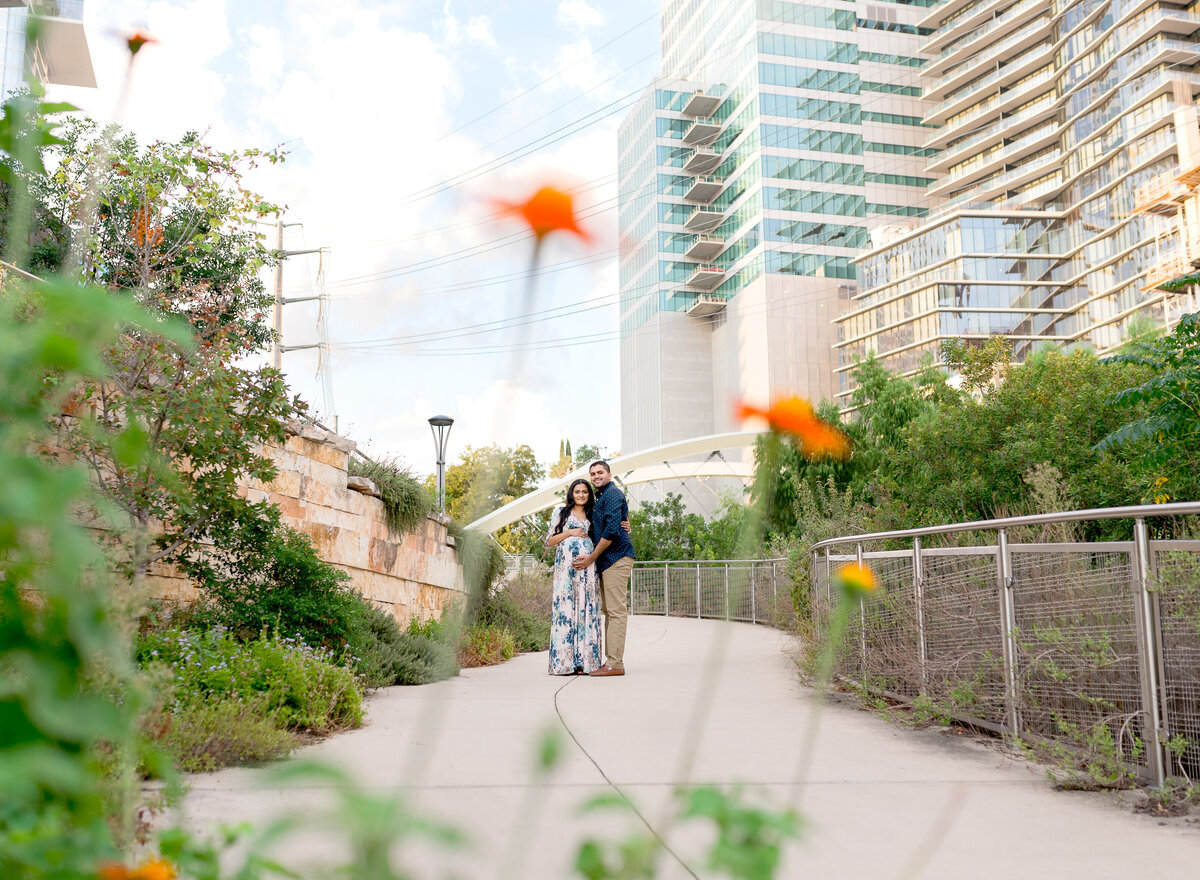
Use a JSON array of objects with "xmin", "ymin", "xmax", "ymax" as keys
[{"xmin": 590, "ymin": 481, "xmax": 636, "ymax": 573}]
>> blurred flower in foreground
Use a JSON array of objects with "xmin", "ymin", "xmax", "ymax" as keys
[
  {"xmin": 123, "ymin": 28, "xmax": 158, "ymax": 57},
  {"xmin": 835, "ymin": 563, "xmax": 877, "ymax": 599},
  {"xmin": 98, "ymin": 859, "xmax": 175, "ymax": 880},
  {"xmin": 495, "ymin": 186, "xmax": 590, "ymax": 244},
  {"xmin": 737, "ymin": 395, "xmax": 851, "ymax": 460}
]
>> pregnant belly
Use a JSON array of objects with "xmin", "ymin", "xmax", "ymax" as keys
[{"xmin": 563, "ymin": 536, "xmax": 594, "ymax": 558}]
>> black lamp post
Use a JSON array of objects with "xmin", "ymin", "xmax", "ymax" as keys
[{"xmin": 428, "ymin": 415, "xmax": 454, "ymax": 513}]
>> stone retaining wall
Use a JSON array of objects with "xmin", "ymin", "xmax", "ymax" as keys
[{"xmin": 148, "ymin": 423, "xmax": 467, "ymax": 625}]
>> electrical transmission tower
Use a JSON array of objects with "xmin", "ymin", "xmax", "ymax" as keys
[{"xmin": 271, "ymin": 220, "xmax": 337, "ymax": 430}]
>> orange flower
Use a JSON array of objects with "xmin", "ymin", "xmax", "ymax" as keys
[
  {"xmin": 495, "ymin": 186, "xmax": 590, "ymax": 242},
  {"xmin": 836, "ymin": 563, "xmax": 877, "ymax": 599},
  {"xmin": 737, "ymin": 395, "xmax": 851, "ymax": 461},
  {"xmin": 133, "ymin": 859, "xmax": 176, "ymax": 880},
  {"xmin": 125, "ymin": 29, "xmax": 158, "ymax": 56},
  {"xmin": 97, "ymin": 858, "xmax": 175, "ymax": 880}
]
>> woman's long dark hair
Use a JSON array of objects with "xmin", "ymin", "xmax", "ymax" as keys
[{"xmin": 553, "ymin": 479, "xmax": 594, "ymax": 535}]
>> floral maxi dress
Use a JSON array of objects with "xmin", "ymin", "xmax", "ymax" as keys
[{"xmin": 546, "ymin": 508, "xmax": 603, "ymax": 675}]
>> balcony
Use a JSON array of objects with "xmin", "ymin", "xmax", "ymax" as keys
[
  {"xmin": 923, "ymin": 0, "xmax": 1026, "ymax": 55},
  {"xmin": 31, "ymin": 12, "xmax": 95, "ymax": 87},
  {"xmin": 683, "ymin": 116, "xmax": 721, "ymax": 146},
  {"xmin": 925, "ymin": 90, "xmax": 1057, "ymax": 149},
  {"xmin": 925, "ymin": 4, "xmax": 1053, "ymax": 80},
  {"xmin": 686, "ymin": 293, "xmax": 728, "ymax": 317},
  {"xmin": 684, "ymin": 233, "xmax": 726, "ymax": 261},
  {"xmin": 685, "ymin": 265, "xmax": 726, "ymax": 290},
  {"xmin": 684, "ymin": 175, "xmax": 724, "ymax": 202},
  {"xmin": 1142, "ymin": 253, "xmax": 1190, "ymax": 290},
  {"xmin": 682, "ymin": 90, "xmax": 721, "ymax": 117},
  {"xmin": 923, "ymin": 40, "xmax": 1054, "ymax": 104},
  {"xmin": 682, "ymin": 147, "xmax": 722, "ymax": 175},
  {"xmin": 928, "ymin": 122, "xmax": 1059, "ymax": 196},
  {"xmin": 683, "ymin": 205, "xmax": 724, "ymax": 231},
  {"xmin": 1132, "ymin": 176, "xmax": 1189, "ymax": 215}
]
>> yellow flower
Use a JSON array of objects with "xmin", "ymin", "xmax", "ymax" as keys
[{"xmin": 835, "ymin": 563, "xmax": 877, "ymax": 599}]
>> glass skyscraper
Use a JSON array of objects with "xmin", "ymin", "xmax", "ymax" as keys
[
  {"xmin": 618, "ymin": 0, "xmax": 940, "ymax": 453},
  {"xmin": 837, "ymin": 0, "xmax": 1200, "ymax": 402},
  {"xmin": 0, "ymin": 1, "xmax": 94, "ymax": 99}
]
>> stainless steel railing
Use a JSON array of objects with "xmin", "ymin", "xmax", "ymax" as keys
[
  {"xmin": 808, "ymin": 501, "xmax": 1200, "ymax": 786},
  {"xmin": 628, "ymin": 558, "xmax": 789, "ymax": 627}
]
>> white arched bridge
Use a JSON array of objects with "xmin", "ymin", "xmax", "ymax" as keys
[{"xmin": 468, "ymin": 430, "xmax": 767, "ymax": 533}]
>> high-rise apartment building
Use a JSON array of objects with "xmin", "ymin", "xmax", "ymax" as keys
[
  {"xmin": 0, "ymin": 1, "xmax": 94, "ymax": 99},
  {"xmin": 618, "ymin": 0, "xmax": 941, "ymax": 454},
  {"xmin": 836, "ymin": 0, "xmax": 1200, "ymax": 401}
]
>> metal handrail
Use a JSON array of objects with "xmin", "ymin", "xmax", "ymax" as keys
[
  {"xmin": 632, "ymin": 558, "xmax": 784, "ymax": 565},
  {"xmin": 808, "ymin": 500, "xmax": 1200, "ymax": 553}
]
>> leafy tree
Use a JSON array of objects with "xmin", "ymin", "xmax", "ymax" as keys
[
  {"xmin": 1097, "ymin": 311, "xmax": 1200, "ymax": 501},
  {"xmin": 548, "ymin": 437, "xmax": 574, "ymax": 478},
  {"xmin": 437, "ymin": 444, "xmax": 545, "ymax": 551},
  {"xmin": 889, "ymin": 348, "xmax": 1149, "ymax": 526},
  {"xmin": 0, "ymin": 87, "xmax": 73, "ymax": 272},
  {"xmin": 574, "ymin": 443, "xmax": 602, "ymax": 467},
  {"xmin": 44, "ymin": 118, "xmax": 301, "ymax": 581},
  {"xmin": 942, "ymin": 335, "xmax": 1012, "ymax": 395},
  {"xmin": 629, "ymin": 493, "xmax": 744, "ymax": 561},
  {"xmin": 442, "ymin": 443, "xmax": 545, "ymax": 523}
]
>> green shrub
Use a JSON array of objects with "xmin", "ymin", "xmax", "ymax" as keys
[
  {"xmin": 138, "ymin": 628, "xmax": 363, "ymax": 733},
  {"xmin": 348, "ymin": 455, "xmax": 431, "ymax": 537},
  {"xmin": 354, "ymin": 604, "xmax": 458, "ymax": 687},
  {"xmin": 449, "ymin": 524, "xmax": 506, "ymax": 614},
  {"xmin": 458, "ymin": 624, "xmax": 516, "ymax": 667},
  {"xmin": 186, "ymin": 518, "xmax": 366, "ymax": 654},
  {"xmin": 159, "ymin": 698, "xmax": 297, "ymax": 773},
  {"xmin": 503, "ymin": 570, "xmax": 553, "ymax": 621},
  {"xmin": 475, "ymin": 588, "xmax": 550, "ymax": 653}
]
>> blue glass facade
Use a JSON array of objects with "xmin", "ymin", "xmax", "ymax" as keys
[{"xmin": 619, "ymin": 0, "xmax": 939, "ymax": 450}]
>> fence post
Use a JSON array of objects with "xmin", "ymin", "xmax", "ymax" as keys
[
  {"xmin": 997, "ymin": 529, "xmax": 1021, "ymax": 736},
  {"xmin": 664, "ymin": 562, "xmax": 670, "ymax": 618},
  {"xmin": 695, "ymin": 561, "xmax": 701, "ymax": 619},
  {"xmin": 825, "ymin": 548, "xmax": 832, "ymax": 605},
  {"xmin": 913, "ymin": 536, "xmax": 927, "ymax": 697},
  {"xmin": 772, "ymin": 561, "xmax": 779, "ymax": 611},
  {"xmin": 1133, "ymin": 517, "xmax": 1167, "ymax": 786},
  {"xmin": 724, "ymin": 562, "xmax": 730, "ymax": 620},
  {"xmin": 856, "ymin": 543, "xmax": 866, "ymax": 671},
  {"xmin": 751, "ymin": 563, "xmax": 758, "ymax": 625}
]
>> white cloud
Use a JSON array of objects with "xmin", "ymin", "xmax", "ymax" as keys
[
  {"xmin": 48, "ymin": 0, "xmax": 627, "ymax": 480},
  {"xmin": 464, "ymin": 15, "xmax": 497, "ymax": 49},
  {"xmin": 557, "ymin": 0, "xmax": 606, "ymax": 31}
]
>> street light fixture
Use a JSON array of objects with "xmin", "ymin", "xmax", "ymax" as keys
[{"xmin": 428, "ymin": 415, "xmax": 454, "ymax": 513}]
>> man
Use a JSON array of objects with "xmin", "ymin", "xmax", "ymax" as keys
[{"xmin": 572, "ymin": 460, "xmax": 636, "ymax": 676}]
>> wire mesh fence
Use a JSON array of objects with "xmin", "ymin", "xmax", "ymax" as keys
[
  {"xmin": 629, "ymin": 560, "xmax": 790, "ymax": 628},
  {"xmin": 808, "ymin": 504, "xmax": 1200, "ymax": 786}
]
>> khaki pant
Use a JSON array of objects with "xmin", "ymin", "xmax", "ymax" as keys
[{"xmin": 599, "ymin": 556, "xmax": 634, "ymax": 669}]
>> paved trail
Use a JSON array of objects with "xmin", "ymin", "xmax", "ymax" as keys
[{"xmin": 178, "ymin": 617, "xmax": 1200, "ymax": 879}]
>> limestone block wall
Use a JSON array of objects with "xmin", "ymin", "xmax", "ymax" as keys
[{"xmin": 147, "ymin": 423, "xmax": 467, "ymax": 625}]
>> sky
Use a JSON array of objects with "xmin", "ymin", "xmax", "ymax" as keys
[{"xmin": 48, "ymin": 0, "xmax": 662, "ymax": 480}]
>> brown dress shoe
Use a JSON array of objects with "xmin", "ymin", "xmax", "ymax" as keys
[{"xmin": 590, "ymin": 665, "xmax": 625, "ymax": 677}]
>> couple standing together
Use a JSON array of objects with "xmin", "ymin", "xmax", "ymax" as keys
[{"xmin": 545, "ymin": 460, "xmax": 636, "ymax": 677}]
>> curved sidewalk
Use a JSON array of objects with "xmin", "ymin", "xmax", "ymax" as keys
[{"xmin": 177, "ymin": 617, "xmax": 1200, "ymax": 879}]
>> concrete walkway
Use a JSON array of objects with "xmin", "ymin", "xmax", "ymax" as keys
[{"xmin": 178, "ymin": 617, "xmax": 1200, "ymax": 879}]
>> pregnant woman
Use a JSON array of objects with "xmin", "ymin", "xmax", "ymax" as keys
[{"xmin": 545, "ymin": 478, "xmax": 603, "ymax": 675}]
